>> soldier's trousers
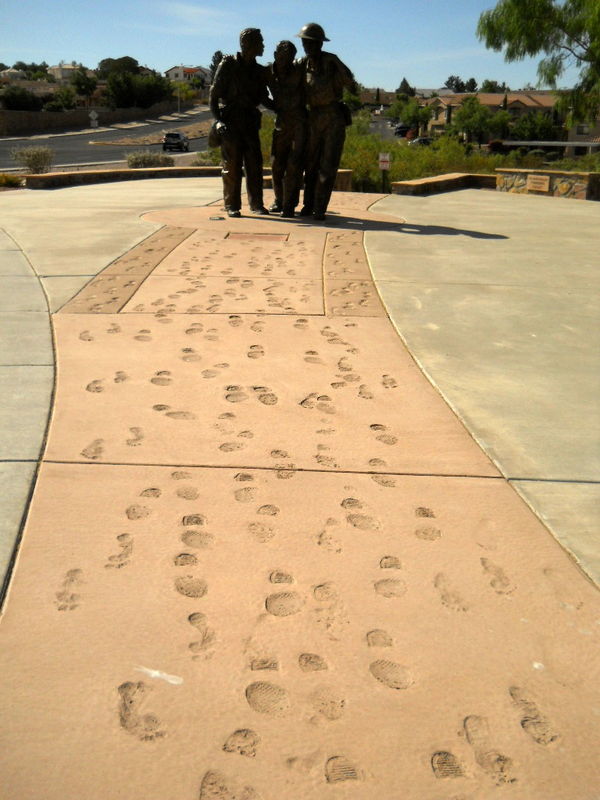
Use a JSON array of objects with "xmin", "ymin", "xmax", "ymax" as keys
[
  {"xmin": 220, "ymin": 124, "xmax": 264, "ymax": 212},
  {"xmin": 303, "ymin": 104, "xmax": 346, "ymax": 215},
  {"xmin": 271, "ymin": 116, "xmax": 306, "ymax": 210}
]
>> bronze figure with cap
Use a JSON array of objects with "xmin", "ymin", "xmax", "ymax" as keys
[
  {"xmin": 209, "ymin": 28, "xmax": 271, "ymax": 217},
  {"xmin": 267, "ymin": 40, "xmax": 307, "ymax": 218},
  {"xmin": 297, "ymin": 23, "xmax": 356, "ymax": 221}
]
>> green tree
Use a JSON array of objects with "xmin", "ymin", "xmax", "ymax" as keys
[
  {"xmin": 465, "ymin": 77, "xmax": 478, "ymax": 92},
  {"xmin": 489, "ymin": 109, "xmax": 512, "ymax": 137},
  {"xmin": 106, "ymin": 71, "xmax": 136, "ymax": 107},
  {"xmin": 343, "ymin": 86, "xmax": 362, "ymax": 112},
  {"xmin": 44, "ymin": 86, "xmax": 77, "ymax": 111},
  {"xmin": 12, "ymin": 61, "xmax": 49, "ymax": 78},
  {"xmin": 445, "ymin": 75, "xmax": 466, "ymax": 92},
  {"xmin": 97, "ymin": 56, "xmax": 139, "ymax": 79},
  {"xmin": 1, "ymin": 85, "xmax": 43, "ymax": 110},
  {"xmin": 477, "ymin": 0, "xmax": 600, "ymax": 122},
  {"xmin": 396, "ymin": 77, "xmax": 415, "ymax": 96},
  {"xmin": 0, "ymin": 62, "xmax": 9, "ymax": 71},
  {"xmin": 389, "ymin": 97, "xmax": 432, "ymax": 133},
  {"xmin": 511, "ymin": 110, "xmax": 557, "ymax": 139},
  {"xmin": 480, "ymin": 78, "xmax": 510, "ymax": 92},
  {"xmin": 452, "ymin": 96, "xmax": 492, "ymax": 142},
  {"xmin": 71, "ymin": 67, "xmax": 97, "ymax": 105},
  {"xmin": 209, "ymin": 51, "xmax": 223, "ymax": 82}
]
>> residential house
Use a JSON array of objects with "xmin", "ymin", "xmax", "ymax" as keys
[
  {"xmin": 425, "ymin": 91, "xmax": 558, "ymax": 135},
  {"xmin": 165, "ymin": 66, "xmax": 210, "ymax": 85}
]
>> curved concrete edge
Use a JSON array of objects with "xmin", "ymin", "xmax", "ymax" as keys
[{"xmin": 365, "ymin": 190, "xmax": 600, "ymax": 586}]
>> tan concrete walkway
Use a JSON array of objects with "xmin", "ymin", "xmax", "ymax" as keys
[{"xmin": 0, "ymin": 185, "xmax": 598, "ymax": 799}]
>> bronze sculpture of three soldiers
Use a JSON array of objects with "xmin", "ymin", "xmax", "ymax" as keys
[{"xmin": 209, "ymin": 23, "xmax": 356, "ymax": 221}]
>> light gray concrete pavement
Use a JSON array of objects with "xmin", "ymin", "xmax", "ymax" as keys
[
  {"xmin": 0, "ymin": 180, "xmax": 598, "ymax": 590},
  {"xmin": 368, "ymin": 190, "xmax": 600, "ymax": 581}
]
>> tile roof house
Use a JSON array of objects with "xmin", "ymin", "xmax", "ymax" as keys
[
  {"xmin": 165, "ymin": 66, "xmax": 210, "ymax": 84},
  {"xmin": 424, "ymin": 91, "xmax": 559, "ymax": 134}
]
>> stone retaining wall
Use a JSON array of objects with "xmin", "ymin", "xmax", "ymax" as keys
[{"xmin": 496, "ymin": 168, "xmax": 600, "ymax": 201}]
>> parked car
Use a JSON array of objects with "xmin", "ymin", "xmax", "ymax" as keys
[
  {"xmin": 162, "ymin": 132, "xmax": 190, "ymax": 152},
  {"xmin": 408, "ymin": 137, "xmax": 432, "ymax": 146},
  {"xmin": 394, "ymin": 124, "xmax": 410, "ymax": 137}
]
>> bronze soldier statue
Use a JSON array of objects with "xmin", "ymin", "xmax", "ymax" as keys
[
  {"xmin": 209, "ymin": 28, "xmax": 270, "ymax": 217},
  {"xmin": 297, "ymin": 23, "xmax": 356, "ymax": 221},
  {"xmin": 267, "ymin": 41, "xmax": 307, "ymax": 217}
]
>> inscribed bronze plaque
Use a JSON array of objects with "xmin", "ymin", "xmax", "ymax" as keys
[{"xmin": 526, "ymin": 174, "xmax": 550, "ymax": 192}]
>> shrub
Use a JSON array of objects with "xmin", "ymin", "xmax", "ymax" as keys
[
  {"xmin": 11, "ymin": 146, "xmax": 54, "ymax": 173},
  {"xmin": 1, "ymin": 86, "xmax": 43, "ymax": 111},
  {"xmin": 126, "ymin": 150, "xmax": 174, "ymax": 168},
  {"xmin": 192, "ymin": 148, "xmax": 221, "ymax": 166},
  {"xmin": 0, "ymin": 173, "xmax": 23, "ymax": 188}
]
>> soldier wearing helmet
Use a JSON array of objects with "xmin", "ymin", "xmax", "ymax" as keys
[
  {"xmin": 209, "ymin": 28, "xmax": 271, "ymax": 217},
  {"xmin": 296, "ymin": 23, "xmax": 356, "ymax": 220},
  {"xmin": 267, "ymin": 40, "xmax": 307, "ymax": 217}
]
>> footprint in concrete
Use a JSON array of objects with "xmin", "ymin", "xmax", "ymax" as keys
[
  {"xmin": 227, "ymin": 314, "xmax": 243, "ymax": 327},
  {"xmin": 346, "ymin": 512, "xmax": 380, "ymax": 531},
  {"xmin": 380, "ymin": 555, "xmax": 401, "ymax": 569},
  {"xmin": 434, "ymin": 573, "xmax": 469, "ymax": 612},
  {"xmin": 181, "ymin": 347, "xmax": 202, "ymax": 363},
  {"xmin": 358, "ymin": 384, "xmax": 374, "ymax": 399},
  {"xmin": 248, "ymin": 521, "xmax": 275, "ymax": 543},
  {"xmin": 265, "ymin": 591, "xmax": 304, "ymax": 617},
  {"xmin": 55, "ymin": 568, "xmax": 83, "ymax": 611},
  {"xmin": 117, "ymin": 681, "xmax": 165, "ymax": 741},
  {"xmin": 369, "ymin": 423, "xmax": 398, "ymax": 446},
  {"xmin": 250, "ymin": 656, "xmax": 279, "ymax": 672},
  {"xmin": 371, "ymin": 474, "xmax": 396, "ymax": 488},
  {"xmin": 324, "ymin": 756, "xmax": 359, "ymax": 783},
  {"xmin": 150, "ymin": 370, "xmax": 172, "ymax": 386},
  {"xmin": 463, "ymin": 715, "xmax": 514, "ymax": 784},
  {"xmin": 114, "ymin": 371, "xmax": 128, "ymax": 383},
  {"xmin": 174, "ymin": 553, "xmax": 198, "ymax": 566},
  {"xmin": 105, "ymin": 534, "xmax": 133, "ymax": 569},
  {"xmin": 509, "ymin": 686, "xmax": 558, "ymax": 745},
  {"xmin": 270, "ymin": 570, "xmax": 293, "ymax": 583},
  {"xmin": 245, "ymin": 681, "xmax": 290, "ymax": 715},
  {"xmin": 366, "ymin": 629, "xmax": 393, "ymax": 647},
  {"xmin": 85, "ymin": 379, "xmax": 104, "ymax": 393},
  {"xmin": 173, "ymin": 470, "xmax": 193, "ymax": 481},
  {"xmin": 188, "ymin": 611, "xmax": 216, "ymax": 659},
  {"xmin": 199, "ymin": 770, "xmax": 260, "ymax": 800},
  {"xmin": 416, "ymin": 506, "xmax": 435, "ymax": 518},
  {"xmin": 134, "ymin": 329, "xmax": 153, "ymax": 342},
  {"xmin": 223, "ymin": 729, "xmax": 260, "ymax": 758},
  {"xmin": 166, "ymin": 410, "xmax": 196, "ymax": 420},
  {"xmin": 235, "ymin": 487, "xmax": 257, "ymax": 503},
  {"xmin": 107, "ymin": 323, "xmax": 121, "ymax": 334},
  {"xmin": 140, "ymin": 487, "xmax": 161, "ymax": 498},
  {"xmin": 180, "ymin": 526, "xmax": 214, "ymax": 549},
  {"xmin": 431, "ymin": 751, "xmax": 465, "ymax": 779},
  {"xmin": 299, "ymin": 653, "xmax": 328, "ymax": 672},
  {"xmin": 174, "ymin": 575, "xmax": 207, "ymax": 598},
  {"xmin": 185, "ymin": 322, "xmax": 204, "ymax": 335},
  {"xmin": 126, "ymin": 427, "xmax": 144, "ymax": 447},
  {"xmin": 258, "ymin": 504, "xmax": 279, "ymax": 516},
  {"xmin": 374, "ymin": 578, "xmax": 407, "ymax": 598},
  {"xmin": 369, "ymin": 659, "xmax": 413, "ymax": 690},
  {"xmin": 81, "ymin": 439, "xmax": 104, "ymax": 460},
  {"xmin": 415, "ymin": 525, "xmax": 442, "ymax": 541},
  {"xmin": 480, "ymin": 558, "xmax": 514, "ymax": 595},
  {"xmin": 254, "ymin": 386, "xmax": 278, "ymax": 405},
  {"xmin": 294, "ymin": 318, "xmax": 308, "ymax": 330},
  {"xmin": 381, "ymin": 374, "xmax": 398, "ymax": 389},
  {"xmin": 310, "ymin": 686, "xmax": 345, "ymax": 721},
  {"xmin": 250, "ymin": 320, "xmax": 265, "ymax": 333},
  {"xmin": 126, "ymin": 504, "xmax": 151, "ymax": 520},
  {"xmin": 304, "ymin": 350, "xmax": 324, "ymax": 364},
  {"xmin": 177, "ymin": 485, "xmax": 199, "ymax": 500},
  {"xmin": 247, "ymin": 344, "xmax": 264, "ymax": 359},
  {"xmin": 225, "ymin": 385, "xmax": 249, "ymax": 403},
  {"xmin": 79, "ymin": 330, "xmax": 94, "ymax": 341}
]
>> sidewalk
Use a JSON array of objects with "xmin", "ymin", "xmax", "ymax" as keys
[{"xmin": 0, "ymin": 179, "xmax": 598, "ymax": 799}]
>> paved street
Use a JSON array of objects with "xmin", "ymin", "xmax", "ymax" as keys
[
  {"xmin": 0, "ymin": 178, "xmax": 598, "ymax": 799},
  {"xmin": 0, "ymin": 106, "xmax": 211, "ymax": 169}
]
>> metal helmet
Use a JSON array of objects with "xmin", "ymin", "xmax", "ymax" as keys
[{"xmin": 296, "ymin": 22, "xmax": 330, "ymax": 41}]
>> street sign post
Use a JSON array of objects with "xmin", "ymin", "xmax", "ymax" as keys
[{"xmin": 379, "ymin": 152, "xmax": 391, "ymax": 192}]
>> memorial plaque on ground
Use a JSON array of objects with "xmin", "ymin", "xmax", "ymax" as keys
[{"xmin": 526, "ymin": 174, "xmax": 550, "ymax": 192}]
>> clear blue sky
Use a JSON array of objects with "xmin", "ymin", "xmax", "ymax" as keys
[{"xmin": 3, "ymin": 0, "xmax": 579, "ymax": 90}]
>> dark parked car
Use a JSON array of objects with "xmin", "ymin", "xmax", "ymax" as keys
[
  {"xmin": 394, "ymin": 124, "xmax": 410, "ymax": 137},
  {"xmin": 408, "ymin": 137, "xmax": 432, "ymax": 147},
  {"xmin": 162, "ymin": 132, "xmax": 190, "ymax": 152}
]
